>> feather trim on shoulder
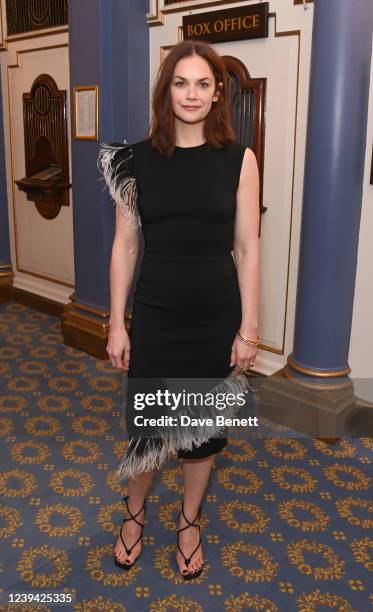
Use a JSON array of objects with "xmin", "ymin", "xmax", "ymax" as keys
[{"xmin": 97, "ymin": 140, "xmax": 141, "ymax": 227}]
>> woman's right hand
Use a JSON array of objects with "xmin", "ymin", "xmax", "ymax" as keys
[{"xmin": 106, "ymin": 324, "xmax": 131, "ymax": 372}]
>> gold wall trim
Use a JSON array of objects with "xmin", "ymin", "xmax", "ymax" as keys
[
  {"xmin": 160, "ymin": 26, "xmax": 183, "ymax": 62},
  {"xmin": 164, "ymin": 0, "xmax": 261, "ymax": 11},
  {"xmin": 149, "ymin": 0, "xmax": 264, "ymax": 24},
  {"xmin": 6, "ymin": 25, "xmax": 68, "ymax": 43},
  {"xmin": 67, "ymin": 293, "xmax": 109, "ymax": 318},
  {"xmin": 274, "ymin": 18, "xmax": 301, "ymax": 358},
  {"xmin": 6, "ymin": 43, "xmax": 74, "ymax": 289},
  {"xmin": 0, "ymin": 0, "xmax": 5, "ymax": 50},
  {"xmin": 147, "ymin": 0, "xmax": 164, "ymax": 26},
  {"xmin": 14, "ymin": 266, "xmax": 74, "ymax": 288},
  {"xmin": 287, "ymin": 353, "xmax": 351, "ymax": 378},
  {"xmin": 149, "ymin": 0, "xmax": 313, "ymax": 24},
  {"xmin": 0, "ymin": 270, "xmax": 13, "ymax": 280}
]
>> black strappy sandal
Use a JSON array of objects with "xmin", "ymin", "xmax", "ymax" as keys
[
  {"xmin": 114, "ymin": 495, "xmax": 146, "ymax": 571},
  {"xmin": 176, "ymin": 503, "xmax": 204, "ymax": 580}
]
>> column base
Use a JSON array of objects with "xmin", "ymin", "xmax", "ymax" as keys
[
  {"xmin": 256, "ymin": 367, "xmax": 361, "ymax": 442},
  {"xmin": 287, "ymin": 352, "xmax": 351, "ymax": 377},
  {"xmin": 62, "ymin": 294, "xmax": 131, "ymax": 360},
  {"xmin": 0, "ymin": 266, "xmax": 14, "ymax": 303}
]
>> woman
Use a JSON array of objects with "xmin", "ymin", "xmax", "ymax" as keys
[{"xmin": 98, "ymin": 40, "xmax": 260, "ymax": 580}]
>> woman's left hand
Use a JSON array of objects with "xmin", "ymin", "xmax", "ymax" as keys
[{"xmin": 230, "ymin": 336, "xmax": 257, "ymax": 376}]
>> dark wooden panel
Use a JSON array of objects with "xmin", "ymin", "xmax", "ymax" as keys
[
  {"xmin": 164, "ymin": 0, "xmax": 197, "ymax": 4},
  {"xmin": 6, "ymin": 0, "xmax": 68, "ymax": 36},
  {"xmin": 223, "ymin": 55, "xmax": 267, "ymax": 235},
  {"xmin": 12, "ymin": 287, "xmax": 65, "ymax": 316}
]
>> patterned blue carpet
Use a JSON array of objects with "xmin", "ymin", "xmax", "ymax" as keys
[{"xmin": 1, "ymin": 301, "xmax": 373, "ymax": 611}]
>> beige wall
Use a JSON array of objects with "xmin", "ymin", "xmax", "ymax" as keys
[
  {"xmin": 349, "ymin": 41, "xmax": 373, "ymax": 392},
  {"xmin": 0, "ymin": 2, "xmax": 74, "ymax": 304}
]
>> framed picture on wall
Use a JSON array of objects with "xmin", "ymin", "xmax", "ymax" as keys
[{"xmin": 73, "ymin": 85, "xmax": 99, "ymax": 140}]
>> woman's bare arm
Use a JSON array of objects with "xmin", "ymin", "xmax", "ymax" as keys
[
  {"xmin": 109, "ymin": 205, "xmax": 140, "ymax": 327},
  {"xmin": 230, "ymin": 148, "xmax": 260, "ymax": 372},
  {"xmin": 107, "ymin": 206, "xmax": 140, "ymax": 370},
  {"xmin": 233, "ymin": 147, "xmax": 260, "ymax": 337}
]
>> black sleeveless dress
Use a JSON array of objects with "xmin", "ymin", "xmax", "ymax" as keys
[{"xmin": 99, "ymin": 138, "xmax": 248, "ymax": 479}]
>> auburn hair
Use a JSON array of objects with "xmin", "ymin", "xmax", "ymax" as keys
[{"xmin": 147, "ymin": 40, "xmax": 236, "ymax": 157}]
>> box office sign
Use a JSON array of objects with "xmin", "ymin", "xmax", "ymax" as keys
[{"xmin": 182, "ymin": 3, "xmax": 269, "ymax": 44}]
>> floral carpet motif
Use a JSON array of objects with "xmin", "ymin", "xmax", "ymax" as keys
[{"xmin": 0, "ymin": 302, "xmax": 372, "ymax": 611}]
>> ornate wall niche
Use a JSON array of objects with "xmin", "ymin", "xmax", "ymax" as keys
[{"xmin": 15, "ymin": 73, "xmax": 71, "ymax": 219}]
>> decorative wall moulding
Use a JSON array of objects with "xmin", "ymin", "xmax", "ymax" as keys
[
  {"xmin": 160, "ymin": 25, "xmax": 183, "ymax": 62},
  {"xmin": 147, "ymin": 0, "xmax": 164, "ymax": 26},
  {"xmin": 148, "ymin": 0, "xmax": 313, "ymax": 26},
  {"xmin": 5, "ymin": 25, "xmax": 68, "ymax": 43},
  {"xmin": 148, "ymin": 0, "xmax": 262, "ymax": 25},
  {"xmin": 7, "ymin": 43, "xmax": 73, "ymax": 290},
  {"xmin": 163, "ymin": 0, "xmax": 256, "ymax": 10},
  {"xmin": 0, "ymin": 0, "xmax": 5, "ymax": 49}
]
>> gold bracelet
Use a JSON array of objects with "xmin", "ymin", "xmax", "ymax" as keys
[
  {"xmin": 236, "ymin": 330, "xmax": 260, "ymax": 347},
  {"xmin": 237, "ymin": 334, "xmax": 259, "ymax": 347}
]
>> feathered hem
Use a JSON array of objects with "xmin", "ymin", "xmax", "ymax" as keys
[{"xmin": 116, "ymin": 372, "xmax": 258, "ymax": 481}]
